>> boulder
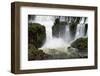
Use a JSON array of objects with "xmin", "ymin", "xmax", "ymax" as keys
[
  {"xmin": 28, "ymin": 23, "xmax": 46, "ymax": 48},
  {"xmin": 71, "ymin": 37, "xmax": 88, "ymax": 51}
]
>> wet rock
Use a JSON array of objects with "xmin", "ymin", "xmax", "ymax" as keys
[
  {"xmin": 69, "ymin": 17, "xmax": 81, "ymax": 38},
  {"xmin": 28, "ymin": 23, "xmax": 46, "ymax": 48},
  {"xmin": 28, "ymin": 44, "xmax": 51, "ymax": 60},
  {"xmin": 71, "ymin": 37, "xmax": 88, "ymax": 50},
  {"xmin": 67, "ymin": 47, "xmax": 80, "ymax": 58},
  {"xmin": 71, "ymin": 37, "xmax": 88, "ymax": 58},
  {"xmin": 52, "ymin": 18, "xmax": 67, "ymax": 38},
  {"xmin": 85, "ymin": 24, "xmax": 88, "ymax": 35}
]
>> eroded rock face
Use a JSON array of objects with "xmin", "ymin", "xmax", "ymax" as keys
[
  {"xmin": 28, "ymin": 23, "xmax": 46, "ymax": 48},
  {"xmin": 52, "ymin": 17, "xmax": 82, "ymax": 39},
  {"xmin": 52, "ymin": 18, "xmax": 67, "ymax": 38},
  {"xmin": 69, "ymin": 17, "xmax": 81, "ymax": 38}
]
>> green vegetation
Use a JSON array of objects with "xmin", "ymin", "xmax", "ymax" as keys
[
  {"xmin": 71, "ymin": 37, "xmax": 88, "ymax": 50},
  {"xmin": 28, "ymin": 44, "xmax": 50, "ymax": 60},
  {"xmin": 28, "ymin": 23, "xmax": 46, "ymax": 48},
  {"xmin": 28, "ymin": 23, "xmax": 48, "ymax": 60}
]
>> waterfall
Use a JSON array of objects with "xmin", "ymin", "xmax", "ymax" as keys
[
  {"xmin": 75, "ymin": 17, "xmax": 87, "ymax": 39},
  {"xmin": 36, "ymin": 16, "xmax": 68, "ymax": 49},
  {"xmin": 29, "ymin": 15, "xmax": 88, "ymax": 57},
  {"xmin": 64, "ymin": 24, "xmax": 71, "ymax": 43},
  {"xmin": 31, "ymin": 16, "xmax": 67, "ymax": 49},
  {"xmin": 33, "ymin": 16, "xmax": 55, "ymax": 41}
]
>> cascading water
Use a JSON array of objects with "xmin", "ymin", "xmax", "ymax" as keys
[
  {"xmin": 30, "ymin": 15, "xmax": 88, "ymax": 59},
  {"xmin": 75, "ymin": 17, "xmax": 87, "ymax": 39},
  {"xmin": 64, "ymin": 24, "xmax": 71, "ymax": 43},
  {"xmin": 33, "ymin": 16, "xmax": 55, "ymax": 41}
]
